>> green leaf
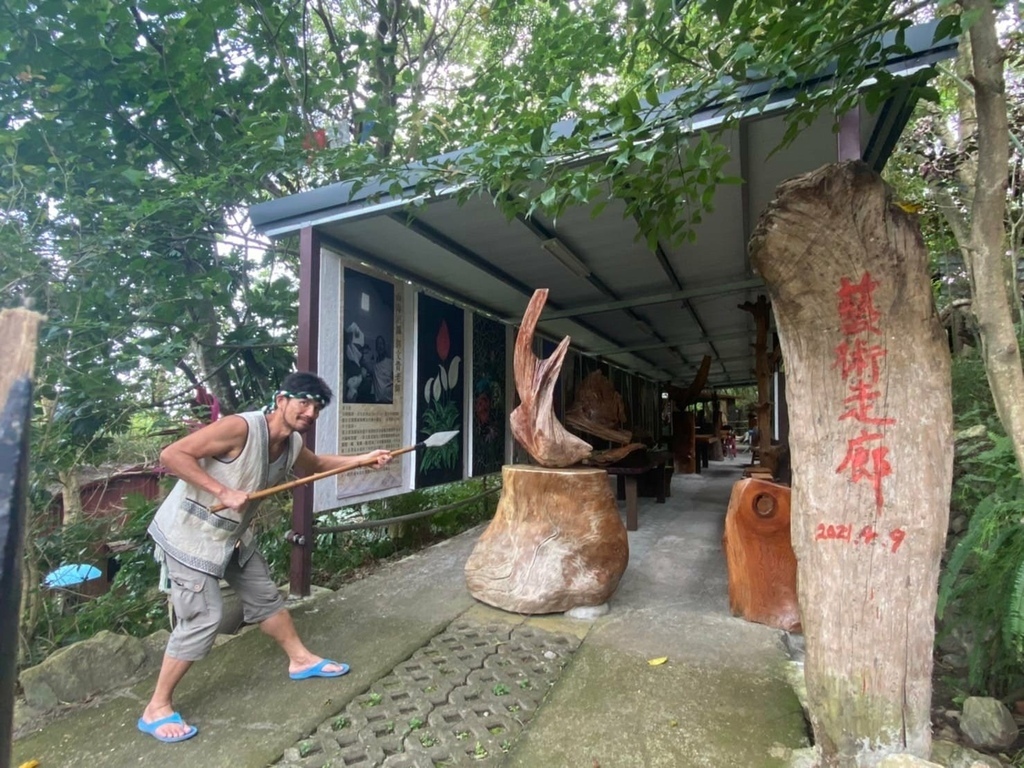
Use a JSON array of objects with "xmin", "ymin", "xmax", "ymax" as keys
[
  {"xmin": 530, "ymin": 126, "xmax": 546, "ymax": 153},
  {"xmin": 932, "ymin": 13, "xmax": 960, "ymax": 44}
]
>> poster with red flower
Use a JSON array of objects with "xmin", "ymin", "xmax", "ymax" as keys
[{"xmin": 416, "ymin": 294, "xmax": 465, "ymax": 488}]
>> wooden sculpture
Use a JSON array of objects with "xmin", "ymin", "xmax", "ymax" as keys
[
  {"xmin": 508, "ymin": 289, "xmax": 592, "ymax": 467},
  {"xmin": 722, "ymin": 477, "xmax": 800, "ymax": 632},
  {"xmin": 465, "ymin": 288, "xmax": 629, "ymax": 614},
  {"xmin": 564, "ymin": 370, "xmax": 631, "ymax": 444}
]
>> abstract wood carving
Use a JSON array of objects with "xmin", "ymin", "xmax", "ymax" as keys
[
  {"xmin": 564, "ymin": 370, "xmax": 631, "ymax": 444},
  {"xmin": 464, "ymin": 465, "xmax": 629, "ymax": 613},
  {"xmin": 509, "ymin": 289, "xmax": 592, "ymax": 467},
  {"xmin": 722, "ymin": 477, "xmax": 800, "ymax": 632},
  {"xmin": 584, "ymin": 443, "xmax": 647, "ymax": 466}
]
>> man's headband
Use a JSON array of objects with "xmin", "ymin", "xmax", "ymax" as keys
[{"xmin": 264, "ymin": 389, "xmax": 328, "ymax": 413}]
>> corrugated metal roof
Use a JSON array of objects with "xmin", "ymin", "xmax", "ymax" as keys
[{"xmin": 249, "ymin": 20, "xmax": 956, "ymax": 389}]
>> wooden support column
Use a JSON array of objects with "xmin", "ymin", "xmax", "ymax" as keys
[
  {"xmin": 290, "ymin": 227, "xmax": 321, "ymax": 597},
  {"xmin": 0, "ymin": 308, "xmax": 42, "ymax": 768},
  {"xmin": 739, "ymin": 295, "xmax": 777, "ymax": 475}
]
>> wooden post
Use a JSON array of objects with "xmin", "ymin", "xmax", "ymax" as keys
[
  {"xmin": 739, "ymin": 295, "xmax": 776, "ymax": 474},
  {"xmin": 668, "ymin": 356, "xmax": 710, "ymax": 474},
  {"xmin": 750, "ymin": 161, "xmax": 952, "ymax": 766},
  {"xmin": 0, "ymin": 308, "xmax": 42, "ymax": 768},
  {"xmin": 290, "ymin": 227, "xmax": 321, "ymax": 597}
]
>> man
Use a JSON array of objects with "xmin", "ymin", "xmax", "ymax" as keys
[
  {"xmin": 343, "ymin": 324, "xmax": 365, "ymax": 401},
  {"xmin": 137, "ymin": 372, "xmax": 391, "ymax": 743}
]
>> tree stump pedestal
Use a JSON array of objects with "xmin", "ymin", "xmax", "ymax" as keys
[{"xmin": 465, "ymin": 465, "xmax": 629, "ymax": 614}]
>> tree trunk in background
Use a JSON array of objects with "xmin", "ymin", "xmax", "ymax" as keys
[
  {"xmin": 960, "ymin": 0, "xmax": 1024, "ymax": 479},
  {"xmin": 930, "ymin": 3, "xmax": 1024, "ymax": 478},
  {"xmin": 749, "ymin": 161, "xmax": 953, "ymax": 766},
  {"xmin": 58, "ymin": 469, "xmax": 82, "ymax": 526}
]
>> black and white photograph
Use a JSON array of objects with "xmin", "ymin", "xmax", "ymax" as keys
[{"xmin": 342, "ymin": 268, "xmax": 395, "ymax": 405}]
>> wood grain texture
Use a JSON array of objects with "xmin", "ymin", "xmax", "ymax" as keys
[
  {"xmin": 0, "ymin": 308, "xmax": 43, "ymax": 412},
  {"xmin": 749, "ymin": 161, "xmax": 953, "ymax": 763},
  {"xmin": 509, "ymin": 289, "xmax": 592, "ymax": 467},
  {"xmin": 722, "ymin": 478, "xmax": 799, "ymax": 631},
  {"xmin": 464, "ymin": 465, "xmax": 628, "ymax": 614}
]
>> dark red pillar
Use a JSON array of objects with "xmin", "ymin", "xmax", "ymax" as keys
[{"xmin": 290, "ymin": 226, "xmax": 321, "ymax": 597}]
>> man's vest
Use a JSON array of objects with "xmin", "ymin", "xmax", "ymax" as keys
[{"xmin": 148, "ymin": 411, "xmax": 303, "ymax": 577}]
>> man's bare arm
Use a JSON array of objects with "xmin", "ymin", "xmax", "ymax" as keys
[
  {"xmin": 291, "ymin": 446, "xmax": 391, "ymax": 477},
  {"xmin": 160, "ymin": 416, "xmax": 251, "ymax": 511}
]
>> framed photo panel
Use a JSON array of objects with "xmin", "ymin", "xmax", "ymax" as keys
[
  {"xmin": 415, "ymin": 294, "xmax": 465, "ymax": 488},
  {"xmin": 471, "ymin": 314, "xmax": 507, "ymax": 475}
]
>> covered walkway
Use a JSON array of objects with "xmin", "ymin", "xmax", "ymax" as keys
[{"xmin": 13, "ymin": 459, "xmax": 808, "ymax": 767}]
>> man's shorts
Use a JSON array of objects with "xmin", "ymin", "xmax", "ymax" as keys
[{"xmin": 164, "ymin": 550, "xmax": 285, "ymax": 661}]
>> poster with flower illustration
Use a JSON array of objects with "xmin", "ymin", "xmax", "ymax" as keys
[
  {"xmin": 416, "ymin": 294, "xmax": 465, "ymax": 488},
  {"xmin": 472, "ymin": 315, "xmax": 506, "ymax": 475}
]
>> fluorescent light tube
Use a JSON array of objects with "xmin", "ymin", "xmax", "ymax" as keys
[{"xmin": 540, "ymin": 238, "xmax": 591, "ymax": 278}]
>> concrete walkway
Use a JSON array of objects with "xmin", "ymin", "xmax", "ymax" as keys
[{"xmin": 12, "ymin": 459, "xmax": 809, "ymax": 768}]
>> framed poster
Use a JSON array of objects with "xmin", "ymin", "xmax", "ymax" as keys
[
  {"xmin": 415, "ymin": 294, "xmax": 465, "ymax": 488},
  {"xmin": 472, "ymin": 314, "xmax": 507, "ymax": 475},
  {"xmin": 337, "ymin": 266, "xmax": 403, "ymax": 498}
]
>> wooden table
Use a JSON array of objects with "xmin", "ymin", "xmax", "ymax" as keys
[{"xmin": 605, "ymin": 452, "xmax": 671, "ymax": 531}]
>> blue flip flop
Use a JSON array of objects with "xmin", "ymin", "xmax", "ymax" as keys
[
  {"xmin": 137, "ymin": 712, "xmax": 198, "ymax": 743},
  {"xmin": 290, "ymin": 659, "xmax": 350, "ymax": 680}
]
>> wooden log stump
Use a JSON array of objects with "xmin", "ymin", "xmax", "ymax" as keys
[
  {"xmin": 723, "ymin": 478, "xmax": 800, "ymax": 632},
  {"xmin": 465, "ymin": 465, "xmax": 628, "ymax": 614},
  {"xmin": 750, "ymin": 161, "xmax": 952, "ymax": 762}
]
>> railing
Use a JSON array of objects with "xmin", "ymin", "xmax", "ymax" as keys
[{"xmin": 284, "ymin": 476, "xmax": 501, "ymax": 547}]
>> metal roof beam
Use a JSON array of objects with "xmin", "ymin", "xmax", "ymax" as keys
[
  {"xmin": 536, "ymin": 278, "xmax": 764, "ymax": 320},
  {"xmin": 510, "ymin": 211, "xmax": 682, "ymax": 376},
  {"xmin": 334, "ymin": 221, "xmax": 676, "ymax": 381},
  {"xmin": 591, "ymin": 329, "xmax": 754, "ymax": 356}
]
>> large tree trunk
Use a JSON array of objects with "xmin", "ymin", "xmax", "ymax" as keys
[
  {"xmin": 749, "ymin": 161, "xmax": 953, "ymax": 767},
  {"xmin": 960, "ymin": 0, "xmax": 1024, "ymax": 478}
]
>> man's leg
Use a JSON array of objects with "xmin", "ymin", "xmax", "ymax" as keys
[
  {"xmin": 229, "ymin": 550, "xmax": 344, "ymax": 675},
  {"xmin": 139, "ymin": 557, "xmax": 221, "ymax": 738},
  {"xmin": 258, "ymin": 608, "xmax": 344, "ymax": 675},
  {"xmin": 140, "ymin": 656, "xmax": 194, "ymax": 739}
]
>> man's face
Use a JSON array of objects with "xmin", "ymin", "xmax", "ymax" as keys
[{"xmin": 277, "ymin": 395, "xmax": 322, "ymax": 433}]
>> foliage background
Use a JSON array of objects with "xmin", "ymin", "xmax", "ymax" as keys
[{"xmin": 3, "ymin": 0, "xmax": 1023, "ymax": 718}]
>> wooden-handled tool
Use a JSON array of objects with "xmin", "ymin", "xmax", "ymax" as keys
[{"xmin": 209, "ymin": 429, "xmax": 459, "ymax": 512}]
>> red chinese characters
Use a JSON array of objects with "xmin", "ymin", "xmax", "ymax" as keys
[{"xmin": 833, "ymin": 272, "xmax": 895, "ymax": 511}]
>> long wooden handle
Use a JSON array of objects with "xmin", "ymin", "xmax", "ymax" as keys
[{"xmin": 209, "ymin": 443, "xmax": 420, "ymax": 512}]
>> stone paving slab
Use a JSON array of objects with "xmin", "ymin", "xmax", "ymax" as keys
[{"xmin": 275, "ymin": 612, "xmax": 584, "ymax": 768}]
